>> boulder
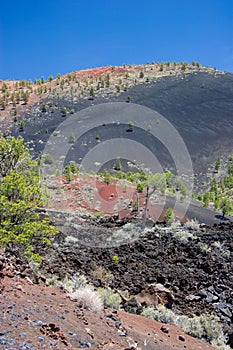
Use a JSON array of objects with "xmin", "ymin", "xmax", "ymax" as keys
[
  {"xmin": 124, "ymin": 297, "xmax": 142, "ymax": 314},
  {"xmin": 137, "ymin": 283, "xmax": 174, "ymax": 309}
]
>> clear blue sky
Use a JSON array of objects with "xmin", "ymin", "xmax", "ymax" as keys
[{"xmin": 0, "ymin": 0, "xmax": 232, "ymax": 80}]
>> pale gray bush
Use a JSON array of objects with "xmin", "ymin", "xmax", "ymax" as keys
[
  {"xmin": 185, "ymin": 314, "xmax": 229, "ymax": 348},
  {"xmin": 142, "ymin": 305, "xmax": 176, "ymax": 324},
  {"xmin": 199, "ymin": 243, "xmax": 212, "ymax": 254},
  {"xmin": 154, "ymin": 220, "xmax": 201, "ymax": 244},
  {"xmin": 183, "ymin": 219, "xmax": 200, "ymax": 231},
  {"xmin": 141, "ymin": 305, "xmax": 229, "ymax": 348},
  {"xmin": 69, "ymin": 286, "xmax": 103, "ymax": 312},
  {"xmin": 55, "ymin": 273, "xmax": 88, "ymax": 293},
  {"xmin": 172, "ymin": 229, "xmax": 196, "ymax": 243},
  {"xmin": 141, "ymin": 306, "xmax": 157, "ymax": 319},
  {"xmin": 212, "ymin": 241, "xmax": 230, "ymax": 259}
]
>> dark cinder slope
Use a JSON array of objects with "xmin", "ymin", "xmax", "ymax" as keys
[
  {"xmin": 115, "ymin": 71, "xmax": 233, "ymax": 176},
  {"xmin": 14, "ymin": 70, "xmax": 233, "ymax": 189}
]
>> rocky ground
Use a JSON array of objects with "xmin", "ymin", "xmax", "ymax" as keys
[
  {"xmin": 35, "ymin": 218, "xmax": 233, "ymax": 348},
  {"xmin": 0, "ymin": 249, "xmax": 216, "ymax": 350}
]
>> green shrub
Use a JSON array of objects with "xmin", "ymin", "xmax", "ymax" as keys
[
  {"xmin": 19, "ymin": 120, "xmax": 25, "ymax": 131},
  {"xmin": 98, "ymin": 288, "xmax": 121, "ymax": 309},
  {"xmin": 61, "ymin": 105, "xmax": 67, "ymax": 116},
  {"xmin": 112, "ymin": 255, "xmax": 119, "ymax": 264},
  {"xmin": 69, "ymin": 133, "xmax": 75, "ymax": 144},
  {"xmin": 41, "ymin": 104, "xmax": 47, "ymax": 112},
  {"xmin": 137, "ymin": 183, "xmax": 144, "ymax": 193},
  {"xmin": 43, "ymin": 153, "xmax": 54, "ymax": 164},
  {"xmin": 127, "ymin": 121, "xmax": 134, "ymax": 131}
]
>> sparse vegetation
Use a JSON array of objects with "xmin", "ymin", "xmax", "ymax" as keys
[
  {"xmin": 19, "ymin": 120, "xmax": 25, "ymax": 131},
  {"xmin": 103, "ymin": 171, "xmax": 111, "ymax": 185},
  {"xmin": 141, "ymin": 305, "xmax": 229, "ymax": 348},
  {"xmin": 64, "ymin": 161, "xmax": 78, "ymax": 181},
  {"xmin": 199, "ymin": 155, "xmax": 233, "ymax": 216},
  {"xmin": 41, "ymin": 104, "xmax": 47, "ymax": 112},
  {"xmin": 0, "ymin": 62, "xmax": 232, "ymax": 349}
]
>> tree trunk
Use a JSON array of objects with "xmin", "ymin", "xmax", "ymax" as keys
[{"xmin": 143, "ymin": 184, "xmax": 150, "ymax": 219}]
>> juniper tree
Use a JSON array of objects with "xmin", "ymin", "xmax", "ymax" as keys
[
  {"xmin": 0, "ymin": 136, "xmax": 58, "ymax": 262},
  {"xmin": 220, "ymin": 198, "xmax": 233, "ymax": 218}
]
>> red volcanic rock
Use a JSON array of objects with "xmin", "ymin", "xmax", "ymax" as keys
[{"xmin": 137, "ymin": 283, "xmax": 175, "ymax": 309}]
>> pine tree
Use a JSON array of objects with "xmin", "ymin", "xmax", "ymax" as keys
[
  {"xmin": 90, "ymin": 86, "xmax": 95, "ymax": 98},
  {"xmin": 215, "ymin": 157, "xmax": 221, "ymax": 172},
  {"xmin": 104, "ymin": 171, "xmax": 111, "ymax": 185},
  {"xmin": 61, "ymin": 105, "xmax": 67, "ymax": 116},
  {"xmin": 114, "ymin": 157, "xmax": 122, "ymax": 171},
  {"xmin": 164, "ymin": 207, "xmax": 175, "ymax": 223}
]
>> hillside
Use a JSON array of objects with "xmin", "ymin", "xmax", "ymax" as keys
[
  {"xmin": 1, "ymin": 62, "xmax": 232, "ymax": 192},
  {"xmin": 0, "ymin": 62, "xmax": 233, "ymax": 349},
  {"xmin": 0, "ymin": 250, "xmax": 216, "ymax": 350}
]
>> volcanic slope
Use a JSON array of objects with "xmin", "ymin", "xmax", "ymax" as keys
[{"xmin": 1, "ymin": 64, "xmax": 232, "ymax": 191}]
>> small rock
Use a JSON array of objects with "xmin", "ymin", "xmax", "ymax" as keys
[
  {"xmin": 160, "ymin": 325, "xmax": 169, "ymax": 334},
  {"xmin": 25, "ymin": 277, "xmax": 33, "ymax": 285},
  {"xmin": 205, "ymin": 292, "xmax": 218, "ymax": 303},
  {"xmin": 16, "ymin": 284, "xmax": 24, "ymax": 292},
  {"xmin": 69, "ymin": 332, "xmax": 76, "ymax": 336},
  {"xmin": 220, "ymin": 307, "xmax": 232, "ymax": 318},
  {"xmin": 0, "ymin": 332, "xmax": 7, "ymax": 336},
  {"xmin": 124, "ymin": 297, "xmax": 142, "ymax": 314},
  {"xmin": 198, "ymin": 289, "xmax": 207, "ymax": 297},
  {"xmin": 207, "ymin": 286, "xmax": 216, "ymax": 294},
  {"xmin": 178, "ymin": 335, "xmax": 185, "ymax": 341},
  {"xmin": 106, "ymin": 313, "xmax": 118, "ymax": 321},
  {"xmin": 186, "ymin": 294, "xmax": 202, "ymax": 301}
]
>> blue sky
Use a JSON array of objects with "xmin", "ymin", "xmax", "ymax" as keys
[{"xmin": 0, "ymin": 0, "xmax": 232, "ymax": 80}]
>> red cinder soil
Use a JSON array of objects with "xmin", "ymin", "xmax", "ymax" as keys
[
  {"xmin": 48, "ymin": 174, "xmax": 188, "ymax": 221},
  {"xmin": 0, "ymin": 274, "xmax": 215, "ymax": 350}
]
